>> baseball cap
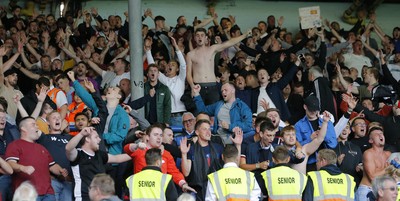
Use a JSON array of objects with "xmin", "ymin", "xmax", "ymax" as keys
[{"xmin": 304, "ymin": 95, "xmax": 320, "ymax": 112}]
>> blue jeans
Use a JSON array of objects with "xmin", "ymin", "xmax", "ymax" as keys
[
  {"xmin": 37, "ymin": 194, "xmax": 56, "ymax": 201},
  {"xmin": 355, "ymin": 184, "xmax": 372, "ymax": 201},
  {"xmin": 51, "ymin": 179, "xmax": 72, "ymax": 201},
  {"xmin": 0, "ymin": 175, "xmax": 12, "ymax": 201}
]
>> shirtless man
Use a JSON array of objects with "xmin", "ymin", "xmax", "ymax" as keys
[
  {"xmin": 281, "ymin": 111, "xmax": 329, "ymax": 174},
  {"xmin": 186, "ymin": 27, "xmax": 251, "ymax": 105},
  {"xmin": 355, "ymin": 127, "xmax": 391, "ymax": 201}
]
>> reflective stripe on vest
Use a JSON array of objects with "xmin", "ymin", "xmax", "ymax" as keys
[
  {"xmin": 264, "ymin": 166, "xmax": 306, "ymax": 201},
  {"xmin": 126, "ymin": 169, "xmax": 169, "ymax": 201},
  {"xmin": 209, "ymin": 168, "xmax": 253, "ymax": 201},
  {"xmin": 308, "ymin": 170, "xmax": 355, "ymax": 201}
]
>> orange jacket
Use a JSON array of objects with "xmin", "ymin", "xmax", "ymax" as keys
[{"xmin": 124, "ymin": 144, "xmax": 185, "ymax": 186}]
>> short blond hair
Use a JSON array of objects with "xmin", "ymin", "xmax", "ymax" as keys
[
  {"xmin": 91, "ymin": 173, "xmax": 115, "ymax": 196},
  {"xmin": 318, "ymin": 149, "xmax": 337, "ymax": 165}
]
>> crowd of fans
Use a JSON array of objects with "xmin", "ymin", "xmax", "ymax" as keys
[{"xmin": 0, "ymin": 0, "xmax": 399, "ymax": 201}]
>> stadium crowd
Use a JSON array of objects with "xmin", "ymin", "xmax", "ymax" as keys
[{"xmin": 0, "ymin": 0, "xmax": 399, "ymax": 200}]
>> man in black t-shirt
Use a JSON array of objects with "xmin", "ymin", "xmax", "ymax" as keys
[{"xmin": 66, "ymin": 127, "xmax": 131, "ymax": 201}]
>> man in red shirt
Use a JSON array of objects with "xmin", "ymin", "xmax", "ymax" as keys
[
  {"xmin": 5, "ymin": 117, "xmax": 68, "ymax": 200},
  {"xmin": 124, "ymin": 124, "xmax": 196, "ymax": 193}
]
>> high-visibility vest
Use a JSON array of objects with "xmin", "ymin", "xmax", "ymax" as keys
[
  {"xmin": 308, "ymin": 170, "xmax": 355, "ymax": 201},
  {"xmin": 207, "ymin": 167, "xmax": 255, "ymax": 201},
  {"xmin": 262, "ymin": 166, "xmax": 307, "ymax": 201},
  {"xmin": 47, "ymin": 87, "xmax": 62, "ymax": 107},
  {"xmin": 126, "ymin": 169, "xmax": 172, "ymax": 201}
]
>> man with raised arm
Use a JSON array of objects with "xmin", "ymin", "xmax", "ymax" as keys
[
  {"xmin": 282, "ymin": 111, "xmax": 330, "ymax": 175},
  {"xmin": 186, "ymin": 28, "xmax": 251, "ymax": 105},
  {"xmin": 65, "ymin": 127, "xmax": 131, "ymax": 201},
  {"xmin": 355, "ymin": 127, "xmax": 391, "ymax": 201},
  {"xmin": 0, "ymin": 46, "xmax": 23, "ymax": 119}
]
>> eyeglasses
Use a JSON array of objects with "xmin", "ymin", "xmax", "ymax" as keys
[
  {"xmin": 183, "ymin": 119, "xmax": 194, "ymax": 124},
  {"xmin": 382, "ymin": 187, "xmax": 397, "ymax": 192}
]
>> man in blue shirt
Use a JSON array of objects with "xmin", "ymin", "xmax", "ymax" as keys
[{"xmin": 295, "ymin": 95, "xmax": 337, "ymax": 172}]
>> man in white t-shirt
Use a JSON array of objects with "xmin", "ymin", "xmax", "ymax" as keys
[{"xmin": 343, "ymin": 39, "xmax": 372, "ymax": 76}]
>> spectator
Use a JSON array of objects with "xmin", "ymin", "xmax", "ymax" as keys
[
  {"xmin": 234, "ymin": 74, "xmax": 252, "ymax": 109},
  {"xmin": 307, "ymin": 66, "xmax": 338, "ymax": 120},
  {"xmin": 89, "ymin": 174, "xmax": 122, "ymax": 201},
  {"xmin": 65, "ymin": 127, "xmax": 131, "ymax": 200},
  {"xmin": 18, "ymin": 76, "xmax": 57, "ymax": 126},
  {"xmin": 174, "ymin": 112, "xmax": 196, "ymax": 146},
  {"xmin": 295, "ymin": 95, "xmax": 337, "ymax": 172},
  {"xmin": 5, "ymin": 117, "xmax": 68, "ymax": 201},
  {"xmin": 36, "ymin": 111, "xmax": 72, "ymax": 201},
  {"xmin": 251, "ymin": 59, "xmax": 299, "ymax": 121},
  {"xmin": 69, "ymin": 71, "xmax": 129, "ymax": 197},
  {"xmin": 0, "ymin": 47, "xmax": 22, "ymax": 120},
  {"xmin": 119, "ymin": 78, "xmax": 131, "ymax": 104},
  {"xmin": 265, "ymin": 108, "xmax": 287, "ymax": 131},
  {"xmin": 240, "ymin": 116, "xmax": 269, "ymax": 160},
  {"xmin": 282, "ymin": 84, "xmax": 305, "ymax": 125},
  {"xmin": 343, "ymin": 40, "xmax": 372, "ymax": 77},
  {"xmin": 0, "ymin": 108, "xmax": 16, "ymax": 201},
  {"xmin": 1, "ymin": 5, "xmax": 23, "ymax": 30},
  {"xmin": 349, "ymin": 117, "xmax": 370, "ymax": 153},
  {"xmin": 12, "ymin": 181, "xmax": 38, "ymax": 201},
  {"xmin": 85, "ymin": 58, "xmax": 130, "ymax": 90},
  {"xmin": 186, "ymin": 28, "xmax": 251, "ymax": 105},
  {"xmin": 146, "ymin": 36, "xmax": 187, "ymax": 126},
  {"xmin": 124, "ymin": 124, "xmax": 196, "ymax": 193},
  {"xmin": 356, "ymin": 127, "xmax": 391, "ymax": 201},
  {"xmin": 371, "ymin": 175, "xmax": 398, "ymax": 201},
  {"xmin": 69, "ymin": 70, "xmax": 128, "ymax": 154},
  {"xmin": 180, "ymin": 119, "xmax": 243, "ymax": 200},
  {"xmin": 143, "ymin": 64, "xmax": 171, "ymax": 124},
  {"xmin": 147, "ymin": 15, "xmax": 173, "ymax": 62},
  {"xmin": 55, "ymin": 73, "xmax": 74, "ymax": 105},
  {"xmin": 240, "ymin": 120, "xmax": 276, "ymax": 174},
  {"xmin": 281, "ymin": 111, "xmax": 329, "ymax": 174},
  {"xmin": 193, "ymin": 82, "xmax": 253, "ymax": 144},
  {"xmin": 161, "ymin": 126, "xmax": 181, "ymax": 161},
  {"xmin": 334, "ymin": 122, "xmax": 363, "ymax": 186}
]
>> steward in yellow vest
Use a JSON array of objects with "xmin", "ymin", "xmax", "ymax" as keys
[
  {"xmin": 206, "ymin": 144, "xmax": 261, "ymax": 201},
  {"xmin": 126, "ymin": 148, "xmax": 178, "ymax": 201},
  {"xmin": 259, "ymin": 146, "xmax": 307, "ymax": 201},
  {"xmin": 303, "ymin": 149, "xmax": 356, "ymax": 201}
]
